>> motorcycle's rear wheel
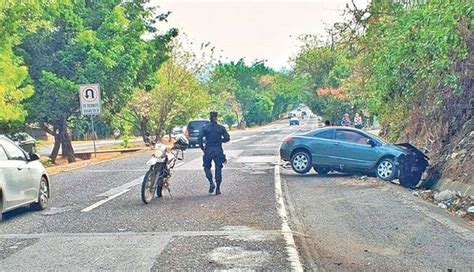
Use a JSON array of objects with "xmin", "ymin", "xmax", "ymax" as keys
[{"xmin": 141, "ymin": 169, "xmax": 158, "ymax": 204}]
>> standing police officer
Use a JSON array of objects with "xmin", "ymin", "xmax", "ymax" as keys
[{"xmin": 198, "ymin": 112, "xmax": 230, "ymax": 195}]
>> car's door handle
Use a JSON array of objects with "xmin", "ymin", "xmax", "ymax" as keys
[
  {"xmin": 17, "ymin": 166, "xmax": 24, "ymax": 171},
  {"xmin": 333, "ymin": 143, "xmax": 341, "ymax": 146}
]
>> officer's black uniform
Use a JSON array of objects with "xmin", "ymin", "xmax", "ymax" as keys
[{"xmin": 198, "ymin": 113, "xmax": 230, "ymax": 195}]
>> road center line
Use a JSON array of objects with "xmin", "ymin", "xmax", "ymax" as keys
[
  {"xmin": 81, "ymin": 189, "xmax": 131, "ymax": 213},
  {"xmin": 231, "ymin": 136, "xmax": 250, "ymax": 143}
]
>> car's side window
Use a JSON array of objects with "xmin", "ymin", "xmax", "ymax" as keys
[
  {"xmin": 0, "ymin": 145, "xmax": 8, "ymax": 161},
  {"xmin": 335, "ymin": 130, "xmax": 370, "ymax": 145},
  {"xmin": 314, "ymin": 130, "xmax": 334, "ymax": 140},
  {"xmin": 0, "ymin": 140, "xmax": 26, "ymax": 161}
]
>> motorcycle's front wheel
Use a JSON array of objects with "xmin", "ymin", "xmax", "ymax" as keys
[{"xmin": 141, "ymin": 169, "xmax": 158, "ymax": 204}]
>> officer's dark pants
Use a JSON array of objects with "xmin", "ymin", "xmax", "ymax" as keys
[{"xmin": 203, "ymin": 147, "xmax": 225, "ymax": 189}]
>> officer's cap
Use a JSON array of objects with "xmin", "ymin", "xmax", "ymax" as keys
[{"xmin": 209, "ymin": 111, "xmax": 219, "ymax": 118}]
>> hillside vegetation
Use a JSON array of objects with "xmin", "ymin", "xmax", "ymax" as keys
[{"xmin": 292, "ymin": 0, "xmax": 473, "ymax": 188}]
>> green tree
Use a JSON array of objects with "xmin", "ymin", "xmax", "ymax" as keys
[
  {"xmin": 0, "ymin": 1, "xmax": 43, "ymax": 131},
  {"xmin": 20, "ymin": 1, "xmax": 175, "ymax": 163},
  {"xmin": 148, "ymin": 59, "xmax": 209, "ymax": 139}
]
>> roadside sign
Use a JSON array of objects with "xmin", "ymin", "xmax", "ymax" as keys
[{"xmin": 79, "ymin": 84, "xmax": 101, "ymax": 115}]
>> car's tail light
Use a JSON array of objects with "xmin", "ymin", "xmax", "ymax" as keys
[{"xmin": 283, "ymin": 136, "xmax": 293, "ymax": 144}]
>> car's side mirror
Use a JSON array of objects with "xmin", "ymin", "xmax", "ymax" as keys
[
  {"xmin": 367, "ymin": 139, "xmax": 376, "ymax": 147},
  {"xmin": 28, "ymin": 152, "xmax": 40, "ymax": 162}
]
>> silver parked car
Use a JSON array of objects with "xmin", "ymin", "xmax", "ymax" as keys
[{"xmin": 0, "ymin": 135, "xmax": 50, "ymax": 218}]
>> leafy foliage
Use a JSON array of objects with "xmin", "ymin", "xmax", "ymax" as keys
[
  {"xmin": 207, "ymin": 59, "xmax": 304, "ymax": 126},
  {"xmin": 15, "ymin": 0, "xmax": 175, "ymax": 162},
  {"xmin": 293, "ymin": 0, "xmax": 472, "ymax": 140},
  {"xmin": 0, "ymin": 1, "xmax": 43, "ymax": 130}
]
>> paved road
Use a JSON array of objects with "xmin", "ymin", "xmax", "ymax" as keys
[
  {"xmin": 0, "ymin": 116, "xmax": 311, "ymax": 270},
  {"xmin": 1, "ymin": 114, "xmax": 473, "ymax": 271}
]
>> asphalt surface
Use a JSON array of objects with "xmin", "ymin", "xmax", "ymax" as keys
[
  {"xmin": 279, "ymin": 120, "xmax": 474, "ymax": 271},
  {"xmin": 1, "ymin": 114, "xmax": 473, "ymax": 271},
  {"xmin": 0, "ymin": 116, "xmax": 308, "ymax": 271}
]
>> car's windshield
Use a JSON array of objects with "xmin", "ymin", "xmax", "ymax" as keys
[
  {"xmin": 188, "ymin": 121, "xmax": 208, "ymax": 130},
  {"xmin": 365, "ymin": 131, "xmax": 389, "ymax": 145}
]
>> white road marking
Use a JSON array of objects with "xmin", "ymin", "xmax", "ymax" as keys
[
  {"xmin": 232, "ymin": 136, "xmax": 250, "ymax": 143},
  {"xmin": 274, "ymin": 164, "xmax": 303, "ymax": 271},
  {"xmin": 271, "ymin": 114, "xmax": 313, "ymax": 271},
  {"xmin": 81, "ymin": 189, "xmax": 131, "ymax": 212},
  {"xmin": 175, "ymin": 162, "xmax": 185, "ymax": 168}
]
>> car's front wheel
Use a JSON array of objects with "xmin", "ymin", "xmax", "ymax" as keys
[
  {"xmin": 376, "ymin": 158, "xmax": 397, "ymax": 181},
  {"xmin": 33, "ymin": 177, "xmax": 49, "ymax": 210},
  {"xmin": 291, "ymin": 151, "xmax": 312, "ymax": 174}
]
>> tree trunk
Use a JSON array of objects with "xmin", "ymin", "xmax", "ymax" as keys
[
  {"xmin": 50, "ymin": 128, "xmax": 61, "ymax": 164},
  {"xmin": 58, "ymin": 118, "xmax": 76, "ymax": 163},
  {"xmin": 139, "ymin": 118, "xmax": 149, "ymax": 143}
]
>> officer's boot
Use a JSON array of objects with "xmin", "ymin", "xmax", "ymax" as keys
[{"xmin": 204, "ymin": 167, "xmax": 215, "ymax": 193}]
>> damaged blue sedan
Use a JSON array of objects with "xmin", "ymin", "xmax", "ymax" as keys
[{"xmin": 279, "ymin": 127, "xmax": 429, "ymax": 188}]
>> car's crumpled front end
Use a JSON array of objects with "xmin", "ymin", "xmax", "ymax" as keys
[{"xmin": 395, "ymin": 143, "xmax": 429, "ymax": 188}]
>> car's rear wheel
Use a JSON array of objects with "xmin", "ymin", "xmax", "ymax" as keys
[
  {"xmin": 376, "ymin": 158, "xmax": 397, "ymax": 181},
  {"xmin": 314, "ymin": 166, "xmax": 330, "ymax": 175},
  {"xmin": 32, "ymin": 177, "xmax": 49, "ymax": 210},
  {"xmin": 291, "ymin": 151, "xmax": 312, "ymax": 174}
]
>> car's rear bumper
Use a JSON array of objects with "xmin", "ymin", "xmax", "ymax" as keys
[{"xmin": 188, "ymin": 136, "xmax": 199, "ymax": 145}]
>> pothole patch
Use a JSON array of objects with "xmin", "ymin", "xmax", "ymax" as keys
[{"xmin": 209, "ymin": 246, "xmax": 270, "ymax": 268}]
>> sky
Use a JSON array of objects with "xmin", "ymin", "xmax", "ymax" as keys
[{"xmin": 152, "ymin": 0, "xmax": 369, "ymax": 70}]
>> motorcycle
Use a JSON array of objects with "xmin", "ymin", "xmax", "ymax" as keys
[{"xmin": 141, "ymin": 135, "xmax": 188, "ymax": 204}]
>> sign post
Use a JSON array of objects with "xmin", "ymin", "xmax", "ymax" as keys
[{"xmin": 79, "ymin": 84, "xmax": 101, "ymax": 158}]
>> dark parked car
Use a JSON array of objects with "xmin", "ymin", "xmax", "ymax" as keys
[
  {"xmin": 280, "ymin": 127, "xmax": 429, "ymax": 188},
  {"xmin": 289, "ymin": 117, "xmax": 300, "ymax": 126},
  {"xmin": 185, "ymin": 119, "xmax": 209, "ymax": 147}
]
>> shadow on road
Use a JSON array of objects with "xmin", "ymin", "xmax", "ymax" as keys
[{"xmin": 1, "ymin": 206, "xmax": 35, "ymax": 222}]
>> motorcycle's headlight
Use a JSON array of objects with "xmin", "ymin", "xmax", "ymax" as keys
[
  {"xmin": 153, "ymin": 144, "xmax": 167, "ymax": 158},
  {"xmin": 154, "ymin": 149, "xmax": 163, "ymax": 158}
]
